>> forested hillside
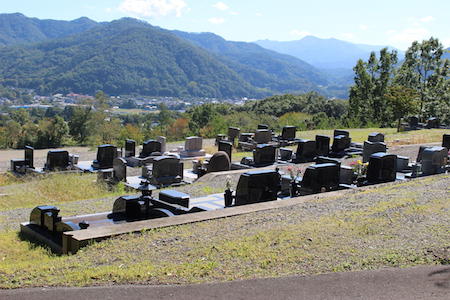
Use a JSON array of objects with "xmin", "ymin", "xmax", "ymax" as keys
[{"xmin": 0, "ymin": 13, "xmax": 97, "ymax": 46}]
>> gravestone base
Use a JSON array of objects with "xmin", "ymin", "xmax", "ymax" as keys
[{"xmin": 180, "ymin": 149, "xmax": 206, "ymax": 158}]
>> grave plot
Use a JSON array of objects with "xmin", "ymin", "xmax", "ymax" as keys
[
  {"xmin": 76, "ymin": 144, "xmax": 119, "ymax": 173},
  {"xmin": 10, "ymin": 146, "xmax": 80, "ymax": 175},
  {"xmin": 123, "ymin": 137, "xmax": 167, "ymax": 167}
]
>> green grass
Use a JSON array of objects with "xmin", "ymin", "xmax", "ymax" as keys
[
  {"xmin": 0, "ymin": 174, "xmax": 448, "ymax": 288},
  {"xmin": 295, "ymin": 128, "xmax": 447, "ymax": 145},
  {"xmin": 0, "ymin": 173, "xmax": 124, "ymax": 210}
]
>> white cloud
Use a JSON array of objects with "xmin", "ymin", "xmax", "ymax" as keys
[
  {"xmin": 208, "ymin": 17, "xmax": 225, "ymax": 24},
  {"xmin": 118, "ymin": 0, "xmax": 187, "ymax": 18},
  {"xmin": 387, "ymin": 27, "xmax": 430, "ymax": 44},
  {"xmin": 105, "ymin": 7, "xmax": 114, "ymax": 13},
  {"xmin": 290, "ymin": 29, "xmax": 311, "ymax": 38},
  {"xmin": 420, "ymin": 16, "xmax": 434, "ymax": 23},
  {"xmin": 230, "ymin": 11, "xmax": 239, "ymax": 16},
  {"xmin": 213, "ymin": 2, "xmax": 229, "ymax": 11},
  {"xmin": 255, "ymin": 12, "xmax": 263, "ymax": 17},
  {"xmin": 359, "ymin": 24, "xmax": 368, "ymax": 31}
]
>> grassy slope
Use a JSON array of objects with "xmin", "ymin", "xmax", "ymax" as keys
[{"xmin": 0, "ymin": 174, "xmax": 448, "ymax": 288}]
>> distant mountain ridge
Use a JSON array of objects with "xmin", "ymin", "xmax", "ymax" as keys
[
  {"xmin": 0, "ymin": 13, "xmax": 98, "ymax": 46},
  {"xmin": 255, "ymin": 36, "xmax": 404, "ymax": 70},
  {"xmin": 0, "ymin": 14, "xmax": 343, "ymax": 98}
]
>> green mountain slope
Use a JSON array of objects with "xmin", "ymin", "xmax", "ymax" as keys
[
  {"xmin": 0, "ymin": 13, "xmax": 98, "ymax": 46},
  {"xmin": 172, "ymin": 31, "xmax": 328, "ymax": 93},
  {"xmin": 0, "ymin": 19, "xmax": 260, "ymax": 97}
]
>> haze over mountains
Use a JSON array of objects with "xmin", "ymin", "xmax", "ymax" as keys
[
  {"xmin": 0, "ymin": 13, "xmax": 422, "ymax": 99},
  {"xmin": 255, "ymin": 37, "xmax": 404, "ymax": 70}
]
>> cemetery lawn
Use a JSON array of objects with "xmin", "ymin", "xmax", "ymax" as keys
[
  {"xmin": 0, "ymin": 174, "xmax": 448, "ymax": 288},
  {"xmin": 0, "ymin": 173, "xmax": 125, "ymax": 210}
]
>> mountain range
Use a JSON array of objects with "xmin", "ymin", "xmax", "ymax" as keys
[
  {"xmin": 255, "ymin": 36, "xmax": 404, "ymax": 70},
  {"xmin": 0, "ymin": 13, "xmax": 422, "ymax": 99}
]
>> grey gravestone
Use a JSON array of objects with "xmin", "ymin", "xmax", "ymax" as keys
[
  {"xmin": 235, "ymin": 170, "xmax": 280, "ymax": 206},
  {"xmin": 294, "ymin": 139, "xmax": 316, "ymax": 163},
  {"xmin": 368, "ymin": 132, "xmax": 385, "ymax": 143},
  {"xmin": 218, "ymin": 140, "xmax": 233, "ymax": 161},
  {"xmin": 281, "ymin": 126, "xmax": 296, "ymax": 141},
  {"xmin": 181, "ymin": 136, "xmax": 205, "ymax": 157},
  {"xmin": 396, "ymin": 156, "xmax": 409, "ymax": 171},
  {"xmin": 125, "ymin": 139, "xmax": 136, "ymax": 157},
  {"xmin": 279, "ymin": 148, "xmax": 293, "ymax": 161},
  {"xmin": 157, "ymin": 136, "xmax": 167, "ymax": 153},
  {"xmin": 315, "ymin": 135, "xmax": 330, "ymax": 156},
  {"xmin": 141, "ymin": 140, "xmax": 162, "ymax": 157},
  {"xmin": 443, "ymin": 134, "xmax": 450, "ymax": 150},
  {"xmin": 151, "ymin": 156, "xmax": 183, "ymax": 185},
  {"xmin": 362, "ymin": 141, "xmax": 387, "ymax": 163},
  {"xmin": 228, "ymin": 127, "xmax": 240, "ymax": 142},
  {"xmin": 113, "ymin": 157, "xmax": 127, "ymax": 182},
  {"xmin": 367, "ymin": 153, "xmax": 397, "ymax": 183},
  {"xmin": 253, "ymin": 144, "xmax": 276, "ymax": 166},
  {"xmin": 254, "ymin": 129, "xmax": 272, "ymax": 144},
  {"xmin": 334, "ymin": 129, "xmax": 350, "ymax": 138},
  {"xmin": 421, "ymin": 146, "xmax": 447, "ymax": 175},
  {"xmin": 207, "ymin": 151, "xmax": 231, "ymax": 173},
  {"xmin": 258, "ymin": 124, "xmax": 269, "ymax": 130},
  {"xmin": 46, "ymin": 150, "xmax": 69, "ymax": 171},
  {"xmin": 94, "ymin": 144, "xmax": 118, "ymax": 169}
]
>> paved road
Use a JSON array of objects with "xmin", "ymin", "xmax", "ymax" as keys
[{"xmin": 1, "ymin": 265, "xmax": 449, "ymax": 300}]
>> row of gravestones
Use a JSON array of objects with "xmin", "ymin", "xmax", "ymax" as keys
[
  {"xmin": 406, "ymin": 116, "xmax": 449, "ymax": 130},
  {"xmin": 24, "ymin": 134, "xmax": 450, "ymax": 254},
  {"xmin": 11, "ymin": 147, "xmax": 79, "ymax": 174}
]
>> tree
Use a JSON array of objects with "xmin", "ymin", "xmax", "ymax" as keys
[
  {"xmin": 349, "ymin": 48, "xmax": 397, "ymax": 125},
  {"xmin": 157, "ymin": 103, "xmax": 172, "ymax": 136},
  {"xmin": 395, "ymin": 37, "xmax": 449, "ymax": 120},
  {"xmin": 384, "ymin": 85, "xmax": 419, "ymax": 132}
]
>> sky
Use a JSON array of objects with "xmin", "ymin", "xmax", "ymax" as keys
[{"xmin": 1, "ymin": 0, "xmax": 449, "ymax": 50}]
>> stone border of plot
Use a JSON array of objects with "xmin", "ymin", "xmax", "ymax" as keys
[{"xmin": 41, "ymin": 173, "xmax": 447, "ymax": 254}]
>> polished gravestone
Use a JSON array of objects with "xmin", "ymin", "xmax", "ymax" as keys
[
  {"xmin": 254, "ymin": 129, "xmax": 272, "ymax": 144},
  {"xmin": 206, "ymin": 151, "xmax": 231, "ymax": 173},
  {"xmin": 234, "ymin": 169, "xmax": 280, "ymax": 206},
  {"xmin": 368, "ymin": 132, "xmax": 385, "ymax": 143},
  {"xmin": 149, "ymin": 156, "xmax": 184, "ymax": 186},
  {"xmin": 124, "ymin": 139, "xmax": 136, "ymax": 158},
  {"xmin": 315, "ymin": 135, "xmax": 330, "ymax": 156},
  {"xmin": 44, "ymin": 150, "xmax": 70, "ymax": 171},
  {"xmin": 281, "ymin": 126, "xmax": 297, "ymax": 141},
  {"xmin": 140, "ymin": 140, "xmax": 162, "ymax": 158},
  {"xmin": 228, "ymin": 127, "xmax": 240, "ymax": 143},
  {"xmin": 293, "ymin": 139, "xmax": 316, "ymax": 163},
  {"xmin": 218, "ymin": 140, "xmax": 233, "ymax": 161},
  {"xmin": 362, "ymin": 141, "xmax": 387, "ymax": 163},
  {"xmin": 92, "ymin": 144, "xmax": 118, "ymax": 169},
  {"xmin": 426, "ymin": 117, "xmax": 440, "ymax": 129},
  {"xmin": 297, "ymin": 163, "xmax": 341, "ymax": 194},
  {"xmin": 442, "ymin": 134, "xmax": 450, "ymax": 150},
  {"xmin": 258, "ymin": 124, "xmax": 269, "ymax": 130},
  {"xmin": 366, "ymin": 153, "xmax": 397, "ymax": 183},
  {"xmin": 279, "ymin": 148, "xmax": 293, "ymax": 161},
  {"xmin": 421, "ymin": 146, "xmax": 447, "ymax": 175}
]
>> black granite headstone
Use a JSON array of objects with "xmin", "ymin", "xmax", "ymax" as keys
[
  {"xmin": 367, "ymin": 153, "xmax": 397, "ymax": 183},
  {"xmin": 46, "ymin": 150, "xmax": 69, "ymax": 171},
  {"xmin": 234, "ymin": 170, "xmax": 280, "ymax": 206},
  {"xmin": 125, "ymin": 139, "xmax": 136, "ymax": 157},
  {"xmin": 253, "ymin": 144, "xmax": 276, "ymax": 166},
  {"xmin": 218, "ymin": 140, "xmax": 233, "ymax": 161}
]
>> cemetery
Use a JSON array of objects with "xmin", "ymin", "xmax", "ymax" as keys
[
  {"xmin": 10, "ymin": 146, "xmax": 80, "ymax": 175},
  {"xmin": 18, "ymin": 129, "xmax": 450, "ymax": 254}
]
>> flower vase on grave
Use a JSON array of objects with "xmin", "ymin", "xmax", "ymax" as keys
[
  {"xmin": 290, "ymin": 180, "xmax": 297, "ymax": 197},
  {"xmin": 224, "ymin": 189, "xmax": 233, "ymax": 207}
]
